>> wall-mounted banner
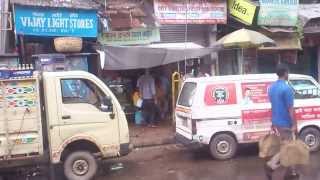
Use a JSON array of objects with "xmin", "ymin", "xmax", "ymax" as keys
[
  {"xmin": 228, "ymin": 0, "xmax": 256, "ymax": 25},
  {"xmin": 154, "ymin": 0, "xmax": 227, "ymax": 24},
  {"xmin": 14, "ymin": 5, "xmax": 98, "ymax": 37},
  {"xmin": 98, "ymin": 28, "xmax": 160, "ymax": 45},
  {"xmin": 258, "ymin": 0, "xmax": 298, "ymax": 27}
]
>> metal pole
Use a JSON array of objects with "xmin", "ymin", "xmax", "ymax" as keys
[
  {"xmin": 237, "ymin": 49, "xmax": 243, "ymax": 75},
  {"xmin": 0, "ymin": 0, "xmax": 9, "ymax": 54}
]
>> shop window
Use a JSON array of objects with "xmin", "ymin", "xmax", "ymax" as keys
[
  {"xmin": 290, "ymin": 79, "xmax": 320, "ymax": 99},
  {"xmin": 61, "ymin": 79, "xmax": 106, "ymax": 110}
]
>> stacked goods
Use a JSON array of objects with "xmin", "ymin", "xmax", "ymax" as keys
[{"xmin": 54, "ymin": 37, "xmax": 83, "ymax": 53}]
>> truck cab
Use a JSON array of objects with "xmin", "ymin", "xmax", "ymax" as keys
[{"xmin": 0, "ymin": 70, "xmax": 131, "ymax": 180}]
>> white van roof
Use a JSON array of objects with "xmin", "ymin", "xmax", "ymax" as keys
[{"xmin": 184, "ymin": 74, "xmax": 312, "ymax": 83}]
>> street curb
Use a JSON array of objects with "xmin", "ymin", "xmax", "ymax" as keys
[{"xmin": 132, "ymin": 137, "xmax": 176, "ymax": 148}]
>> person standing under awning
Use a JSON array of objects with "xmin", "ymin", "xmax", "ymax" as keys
[{"xmin": 137, "ymin": 69, "xmax": 157, "ymax": 127}]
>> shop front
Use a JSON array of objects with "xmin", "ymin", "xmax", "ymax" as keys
[
  {"xmin": 96, "ymin": 0, "xmax": 225, "ymax": 124},
  {"xmin": 258, "ymin": 34, "xmax": 302, "ymax": 74},
  {"xmin": 11, "ymin": 1, "xmax": 99, "ymax": 73},
  {"xmin": 300, "ymin": 4, "xmax": 320, "ymax": 81}
]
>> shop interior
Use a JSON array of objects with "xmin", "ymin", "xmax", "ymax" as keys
[{"xmin": 101, "ymin": 58, "xmax": 210, "ymax": 126}]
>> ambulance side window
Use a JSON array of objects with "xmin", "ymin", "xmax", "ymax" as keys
[
  {"xmin": 178, "ymin": 82, "xmax": 197, "ymax": 107},
  {"xmin": 290, "ymin": 79, "xmax": 320, "ymax": 99}
]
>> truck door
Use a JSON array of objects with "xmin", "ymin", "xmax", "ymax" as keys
[{"xmin": 56, "ymin": 78, "xmax": 120, "ymax": 156}]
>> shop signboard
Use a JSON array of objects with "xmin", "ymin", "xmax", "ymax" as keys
[
  {"xmin": 228, "ymin": 0, "xmax": 256, "ymax": 25},
  {"xmin": 13, "ymin": 5, "xmax": 97, "ymax": 37},
  {"xmin": 98, "ymin": 28, "xmax": 160, "ymax": 45},
  {"xmin": 153, "ymin": 0, "xmax": 227, "ymax": 24},
  {"xmin": 258, "ymin": 0, "xmax": 298, "ymax": 27}
]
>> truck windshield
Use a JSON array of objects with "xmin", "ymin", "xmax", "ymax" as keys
[
  {"xmin": 177, "ymin": 82, "xmax": 197, "ymax": 107},
  {"xmin": 290, "ymin": 79, "xmax": 320, "ymax": 99}
]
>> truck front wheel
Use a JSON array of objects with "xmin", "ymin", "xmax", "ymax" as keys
[{"xmin": 64, "ymin": 151, "xmax": 97, "ymax": 180}]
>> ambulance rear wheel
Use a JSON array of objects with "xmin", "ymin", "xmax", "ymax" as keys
[
  {"xmin": 209, "ymin": 133, "xmax": 237, "ymax": 160},
  {"xmin": 300, "ymin": 127, "xmax": 320, "ymax": 152}
]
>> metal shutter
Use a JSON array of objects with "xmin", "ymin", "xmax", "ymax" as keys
[{"xmin": 159, "ymin": 24, "xmax": 209, "ymax": 46}]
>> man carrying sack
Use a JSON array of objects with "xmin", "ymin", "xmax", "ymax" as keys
[{"xmin": 263, "ymin": 64, "xmax": 301, "ymax": 180}]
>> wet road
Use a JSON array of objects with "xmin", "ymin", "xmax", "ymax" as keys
[
  {"xmin": 3, "ymin": 144, "xmax": 320, "ymax": 180},
  {"xmin": 99, "ymin": 144, "xmax": 320, "ymax": 180}
]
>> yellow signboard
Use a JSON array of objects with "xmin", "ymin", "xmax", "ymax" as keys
[{"xmin": 228, "ymin": 0, "xmax": 256, "ymax": 25}]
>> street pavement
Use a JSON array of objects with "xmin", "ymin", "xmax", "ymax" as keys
[
  {"xmin": 2, "ymin": 144, "xmax": 320, "ymax": 180},
  {"xmin": 100, "ymin": 144, "xmax": 320, "ymax": 180}
]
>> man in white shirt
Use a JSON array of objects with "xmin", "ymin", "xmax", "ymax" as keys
[{"xmin": 137, "ymin": 69, "xmax": 157, "ymax": 127}]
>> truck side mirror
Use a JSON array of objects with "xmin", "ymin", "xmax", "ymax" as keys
[{"xmin": 101, "ymin": 97, "xmax": 114, "ymax": 114}]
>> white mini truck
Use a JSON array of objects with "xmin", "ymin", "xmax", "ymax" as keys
[
  {"xmin": 0, "ymin": 69, "xmax": 131, "ymax": 180},
  {"xmin": 176, "ymin": 74, "xmax": 320, "ymax": 160}
]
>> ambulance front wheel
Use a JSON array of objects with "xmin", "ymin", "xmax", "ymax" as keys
[
  {"xmin": 209, "ymin": 133, "xmax": 237, "ymax": 160},
  {"xmin": 300, "ymin": 127, "xmax": 320, "ymax": 152}
]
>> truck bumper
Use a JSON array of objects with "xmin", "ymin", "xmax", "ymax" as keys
[
  {"xmin": 119, "ymin": 143, "xmax": 133, "ymax": 156},
  {"xmin": 175, "ymin": 133, "xmax": 202, "ymax": 148}
]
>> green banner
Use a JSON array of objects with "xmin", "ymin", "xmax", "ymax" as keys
[
  {"xmin": 98, "ymin": 28, "xmax": 160, "ymax": 45},
  {"xmin": 258, "ymin": 0, "xmax": 298, "ymax": 27}
]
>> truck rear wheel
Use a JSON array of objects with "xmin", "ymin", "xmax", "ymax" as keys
[
  {"xmin": 209, "ymin": 133, "xmax": 237, "ymax": 160},
  {"xmin": 64, "ymin": 151, "xmax": 97, "ymax": 180},
  {"xmin": 300, "ymin": 127, "xmax": 320, "ymax": 152}
]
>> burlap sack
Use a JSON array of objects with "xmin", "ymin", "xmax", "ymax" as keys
[
  {"xmin": 280, "ymin": 139, "xmax": 310, "ymax": 167},
  {"xmin": 259, "ymin": 134, "xmax": 281, "ymax": 158}
]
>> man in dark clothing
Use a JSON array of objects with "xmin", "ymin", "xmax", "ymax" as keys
[
  {"xmin": 265, "ymin": 64, "xmax": 299, "ymax": 180},
  {"xmin": 137, "ymin": 69, "xmax": 157, "ymax": 127}
]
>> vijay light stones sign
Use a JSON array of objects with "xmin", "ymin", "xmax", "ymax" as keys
[
  {"xmin": 14, "ymin": 5, "xmax": 97, "ymax": 37},
  {"xmin": 258, "ymin": 0, "xmax": 298, "ymax": 27}
]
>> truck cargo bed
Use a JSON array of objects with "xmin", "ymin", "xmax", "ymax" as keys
[{"xmin": 0, "ymin": 77, "xmax": 44, "ymax": 160}]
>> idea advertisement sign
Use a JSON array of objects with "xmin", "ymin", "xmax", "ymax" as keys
[{"xmin": 228, "ymin": 0, "xmax": 257, "ymax": 25}]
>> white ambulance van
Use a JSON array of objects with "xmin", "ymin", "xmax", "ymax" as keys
[{"xmin": 175, "ymin": 74, "xmax": 320, "ymax": 160}]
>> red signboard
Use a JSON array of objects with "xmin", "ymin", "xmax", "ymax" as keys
[
  {"xmin": 242, "ymin": 109, "xmax": 271, "ymax": 124},
  {"xmin": 204, "ymin": 83, "xmax": 237, "ymax": 106},
  {"xmin": 243, "ymin": 131, "xmax": 269, "ymax": 141},
  {"xmin": 241, "ymin": 82, "xmax": 272, "ymax": 104},
  {"xmin": 242, "ymin": 106, "xmax": 320, "ymax": 125},
  {"xmin": 295, "ymin": 106, "xmax": 320, "ymax": 121},
  {"xmin": 154, "ymin": 0, "xmax": 227, "ymax": 24}
]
